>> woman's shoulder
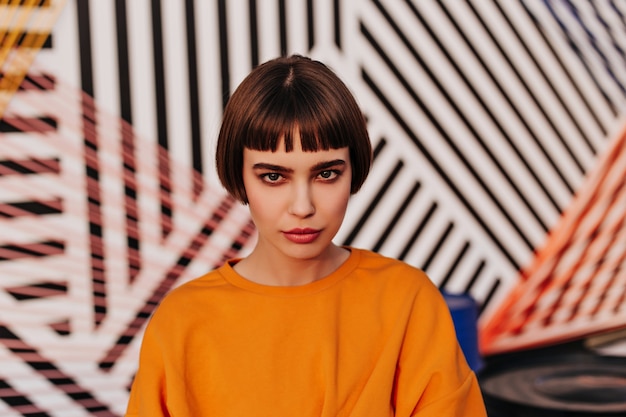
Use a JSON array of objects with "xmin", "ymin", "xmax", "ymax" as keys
[
  {"xmin": 350, "ymin": 247, "xmax": 434, "ymax": 288},
  {"xmin": 153, "ymin": 264, "xmax": 231, "ymax": 310},
  {"xmin": 347, "ymin": 248, "xmax": 445, "ymax": 307},
  {"xmin": 143, "ymin": 263, "xmax": 239, "ymax": 331},
  {"xmin": 352, "ymin": 247, "xmax": 426, "ymax": 275}
]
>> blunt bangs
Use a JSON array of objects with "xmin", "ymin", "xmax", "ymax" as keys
[{"xmin": 242, "ymin": 86, "xmax": 352, "ymax": 154}]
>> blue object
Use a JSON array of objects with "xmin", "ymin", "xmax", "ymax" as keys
[{"xmin": 442, "ymin": 291, "xmax": 483, "ymax": 372}]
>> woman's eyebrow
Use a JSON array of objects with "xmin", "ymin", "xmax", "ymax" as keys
[
  {"xmin": 310, "ymin": 159, "xmax": 346, "ymax": 171},
  {"xmin": 252, "ymin": 163, "xmax": 293, "ymax": 173},
  {"xmin": 252, "ymin": 159, "xmax": 346, "ymax": 172}
]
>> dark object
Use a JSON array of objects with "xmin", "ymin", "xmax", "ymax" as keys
[{"xmin": 480, "ymin": 345, "xmax": 626, "ymax": 416}]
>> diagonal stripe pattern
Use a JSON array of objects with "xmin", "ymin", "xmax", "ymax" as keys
[
  {"xmin": 0, "ymin": 0, "xmax": 67, "ymax": 118},
  {"xmin": 481, "ymin": 125, "xmax": 626, "ymax": 354},
  {"xmin": 0, "ymin": 66, "xmax": 255, "ymax": 415}
]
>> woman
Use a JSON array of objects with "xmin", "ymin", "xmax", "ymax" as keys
[{"xmin": 125, "ymin": 55, "xmax": 486, "ymax": 416}]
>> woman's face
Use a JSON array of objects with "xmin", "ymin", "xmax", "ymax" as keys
[{"xmin": 242, "ymin": 134, "xmax": 352, "ymax": 262}]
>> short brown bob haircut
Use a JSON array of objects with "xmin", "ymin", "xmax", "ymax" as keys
[{"xmin": 216, "ymin": 54, "xmax": 372, "ymax": 204}]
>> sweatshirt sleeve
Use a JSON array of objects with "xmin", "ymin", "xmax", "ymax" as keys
[
  {"xmin": 124, "ymin": 317, "xmax": 170, "ymax": 417},
  {"xmin": 393, "ymin": 277, "xmax": 487, "ymax": 417}
]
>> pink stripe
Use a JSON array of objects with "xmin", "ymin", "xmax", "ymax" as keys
[
  {"xmin": 0, "ymin": 241, "xmax": 64, "ymax": 260},
  {"xmin": 0, "ymin": 158, "xmax": 60, "ymax": 175},
  {"xmin": 0, "ymin": 199, "xmax": 63, "ymax": 217}
]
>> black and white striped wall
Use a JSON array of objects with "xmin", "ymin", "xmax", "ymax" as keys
[{"xmin": 1, "ymin": 0, "xmax": 625, "ymax": 415}]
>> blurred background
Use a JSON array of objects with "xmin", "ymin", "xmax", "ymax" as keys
[{"xmin": 0, "ymin": 0, "xmax": 625, "ymax": 415}]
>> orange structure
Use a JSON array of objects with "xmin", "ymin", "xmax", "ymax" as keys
[{"xmin": 481, "ymin": 125, "xmax": 626, "ymax": 354}]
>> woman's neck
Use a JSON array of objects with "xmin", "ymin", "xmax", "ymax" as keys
[{"xmin": 233, "ymin": 244, "xmax": 350, "ymax": 286}]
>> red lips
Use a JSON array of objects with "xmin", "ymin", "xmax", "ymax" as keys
[{"xmin": 283, "ymin": 228, "xmax": 321, "ymax": 244}]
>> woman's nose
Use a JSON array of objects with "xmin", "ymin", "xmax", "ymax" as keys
[{"xmin": 288, "ymin": 183, "xmax": 315, "ymax": 217}]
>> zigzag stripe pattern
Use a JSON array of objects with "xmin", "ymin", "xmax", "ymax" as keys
[{"xmin": 0, "ymin": 68, "xmax": 254, "ymax": 415}]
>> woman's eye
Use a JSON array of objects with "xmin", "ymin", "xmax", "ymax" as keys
[
  {"xmin": 261, "ymin": 173, "xmax": 282, "ymax": 183},
  {"xmin": 319, "ymin": 170, "xmax": 339, "ymax": 180}
]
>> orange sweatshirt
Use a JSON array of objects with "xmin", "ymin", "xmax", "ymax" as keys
[{"xmin": 125, "ymin": 248, "xmax": 486, "ymax": 416}]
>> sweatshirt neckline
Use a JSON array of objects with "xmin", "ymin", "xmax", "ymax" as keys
[{"xmin": 218, "ymin": 248, "xmax": 361, "ymax": 297}]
